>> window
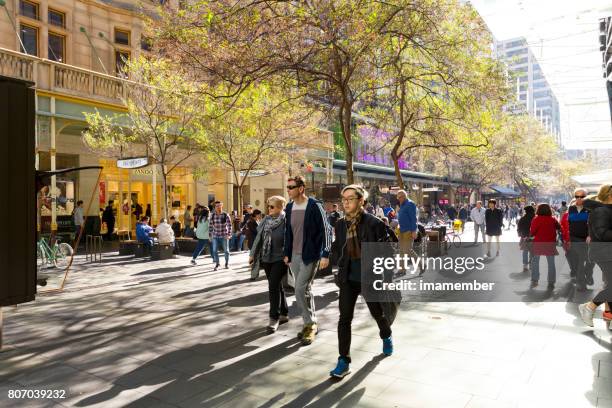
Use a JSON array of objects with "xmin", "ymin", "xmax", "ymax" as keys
[
  {"xmin": 48, "ymin": 32, "xmax": 65, "ymax": 62},
  {"xmin": 19, "ymin": 0, "xmax": 39, "ymax": 20},
  {"xmin": 114, "ymin": 29, "xmax": 130, "ymax": 46},
  {"xmin": 20, "ymin": 24, "xmax": 38, "ymax": 56},
  {"xmin": 140, "ymin": 36, "xmax": 152, "ymax": 51},
  {"xmin": 48, "ymin": 9, "xmax": 65, "ymax": 28},
  {"xmin": 115, "ymin": 50, "xmax": 130, "ymax": 75}
]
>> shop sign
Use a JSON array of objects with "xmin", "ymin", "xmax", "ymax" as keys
[
  {"xmin": 133, "ymin": 167, "xmax": 155, "ymax": 176},
  {"xmin": 117, "ymin": 157, "xmax": 149, "ymax": 169},
  {"xmin": 423, "ymin": 187, "xmax": 441, "ymax": 192}
]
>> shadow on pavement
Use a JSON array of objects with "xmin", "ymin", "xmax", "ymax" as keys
[
  {"xmin": 281, "ymin": 355, "xmax": 384, "ymax": 408},
  {"xmin": 75, "ymin": 330, "xmax": 301, "ymax": 407}
]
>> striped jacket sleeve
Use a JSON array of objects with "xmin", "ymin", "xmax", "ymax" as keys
[{"xmin": 316, "ymin": 201, "xmax": 332, "ymax": 258}]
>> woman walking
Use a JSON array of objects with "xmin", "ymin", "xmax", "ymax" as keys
[
  {"xmin": 529, "ymin": 203, "xmax": 560, "ymax": 289},
  {"xmin": 517, "ymin": 205, "xmax": 535, "ymax": 272},
  {"xmin": 249, "ymin": 196, "xmax": 290, "ymax": 333},
  {"xmin": 329, "ymin": 185, "xmax": 394, "ymax": 379},
  {"xmin": 485, "ymin": 199, "xmax": 504, "ymax": 257},
  {"xmin": 579, "ymin": 184, "xmax": 612, "ymax": 329},
  {"xmin": 190, "ymin": 207, "xmax": 210, "ymax": 265}
]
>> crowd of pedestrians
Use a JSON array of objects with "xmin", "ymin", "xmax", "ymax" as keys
[{"xmin": 91, "ymin": 179, "xmax": 612, "ymax": 378}]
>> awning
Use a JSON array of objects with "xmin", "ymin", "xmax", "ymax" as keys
[
  {"xmin": 488, "ymin": 185, "xmax": 520, "ymax": 197},
  {"xmin": 571, "ymin": 169, "xmax": 612, "ymax": 192}
]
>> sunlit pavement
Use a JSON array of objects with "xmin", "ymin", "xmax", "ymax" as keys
[{"xmin": 2, "ymin": 224, "xmax": 611, "ymax": 408}]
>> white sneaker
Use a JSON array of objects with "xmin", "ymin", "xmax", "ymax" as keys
[
  {"xmin": 578, "ymin": 303, "xmax": 594, "ymax": 327},
  {"xmin": 267, "ymin": 319, "xmax": 279, "ymax": 333}
]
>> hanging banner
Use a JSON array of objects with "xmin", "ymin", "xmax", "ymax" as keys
[
  {"xmin": 99, "ymin": 181, "xmax": 106, "ymax": 205},
  {"xmin": 117, "ymin": 157, "xmax": 149, "ymax": 169}
]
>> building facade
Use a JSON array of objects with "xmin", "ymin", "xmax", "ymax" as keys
[
  {"xmin": 600, "ymin": 16, "xmax": 612, "ymax": 124},
  {"xmin": 497, "ymin": 37, "xmax": 561, "ymax": 144}
]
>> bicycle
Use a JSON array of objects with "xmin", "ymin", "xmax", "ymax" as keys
[
  {"xmin": 37, "ymin": 236, "xmax": 73, "ymax": 269},
  {"xmin": 445, "ymin": 220, "xmax": 463, "ymax": 248}
]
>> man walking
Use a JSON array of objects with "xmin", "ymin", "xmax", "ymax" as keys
[
  {"xmin": 284, "ymin": 175, "xmax": 332, "ymax": 346},
  {"xmin": 565, "ymin": 189, "xmax": 595, "ymax": 291},
  {"xmin": 470, "ymin": 201, "xmax": 486, "ymax": 245},
  {"xmin": 210, "ymin": 201, "xmax": 232, "ymax": 270},
  {"xmin": 396, "ymin": 190, "xmax": 418, "ymax": 274}
]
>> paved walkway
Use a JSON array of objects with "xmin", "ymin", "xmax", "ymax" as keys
[{"xmin": 1, "ymin": 225, "xmax": 611, "ymax": 408}]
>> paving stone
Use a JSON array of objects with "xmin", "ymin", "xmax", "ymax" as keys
[{"xmin": 2, "ymin": 229, "xmax": 609, "ymax": 408}]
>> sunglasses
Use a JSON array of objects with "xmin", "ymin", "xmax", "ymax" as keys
[
  {"xmin": 286, "ymin": 185, "xmax": 300, "ymax": 190},
  {"xmin": 268, "ymin": 205, "xmax": 276, "ymax": 209},
  {"xmin": 574, "ymin": 195, "xmax": 586, "ymax": 199}
]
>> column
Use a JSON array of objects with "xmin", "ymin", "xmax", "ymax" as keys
[{"xmin": 50, "ymin": 98, "xmax": 57, "ymax": 234}]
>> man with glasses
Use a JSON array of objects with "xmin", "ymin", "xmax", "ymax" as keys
[
  {"xmin": 210, "ymin": 201, "xmax": 232, "ymax": 271},
  {"xmin": 284, "ymin": 175, "xmax": 332, "ymax": 345},
  {"xmin": 396, "ymin": 190, "xmax": 418, "ymax": 275},
  {"xmin": 565, "ymin": 189, "xmax": 595, "ymax": 291}
]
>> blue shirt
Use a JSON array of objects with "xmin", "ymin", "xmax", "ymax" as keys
[
  {"xmin": 383, "ymin": 206, "xmax": 394, "ymax": 217},
  {"xmin": 136, "ymin": 222, "xmax": 153, "ymax": 243},
  {"xmin": 398, "ymin": 199, "xmax": 417, "ymax": 233}
]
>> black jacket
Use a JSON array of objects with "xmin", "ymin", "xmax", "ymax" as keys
[
  {"xmin": 583, "ymin": 199, "xmax": 612, "ymax": 263},
  {"xmin": 331, "ymin": 212, "xmax": 391, "ymax": 284},
  {"xmin": 485, "ymin": 208, "xmax": 504, "ymax": 236},
  {"xmin": 517, "ymin": 213, "xmax": 534, "ymax": 238}
]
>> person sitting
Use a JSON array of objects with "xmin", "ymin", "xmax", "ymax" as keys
[
  {"xmin": 156, "ymin": 218, "xmax": 175, "ymax": 246},
  {"xmin": 136, "ymin": 216, "xmax": 154, "ymax": 248},
  {"xmin": 170, "ymin": 216, "xmax": 182, "ymax": 238},
  {"xmin": 380, "ymin": 216, "xmax": 399, "ymax": 242}
]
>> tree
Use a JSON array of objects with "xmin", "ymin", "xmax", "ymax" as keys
[
  {"xmin": 546, "ymin": 158, "xmax": 592, "ymax": 199},
  {"xmin": 151, "ymin": 0, "xmax": 450, "ymax": 184},
  {"xmin": 494, "ymin": 114, "xmax": 558, "ymax": 201},
  {"xmin": 201, "ymin": 82, "xmax": 319, "ymax": 211},
  {"xmin": 83, "ymin": 57, "xmax": 205, "ymax": 220},
  {"xmin": 359, "ymin": 0, "xmax": 508, "ymax": 189}
]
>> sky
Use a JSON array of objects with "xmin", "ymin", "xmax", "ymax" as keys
[{"xmin": 470, "ymin": 0, "xmax": 612, "ymax": 150}]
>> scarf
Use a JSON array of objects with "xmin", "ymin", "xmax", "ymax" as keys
[
  {"xmin": 262, "ymin": 212, "xmax": 285, "ymax": 257},
  {"xmin": 345, "ymin": 208, "xmax": 364, "ymax": 259}
]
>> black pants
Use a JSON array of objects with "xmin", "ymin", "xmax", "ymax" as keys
[
  {"xmin": 338, "ymin": 280, "xmax": 391, "ymax": 363},
  {"xmin": 593, "ymin": 261, "xmax": 612, "ymax": 306},
  {"xmin": 567, "ymin": 242, "xmax": 594, "ymax": 285},
  {"xmin": 263, "ymin": 261, "xmax": 288, "ymax": 320}
]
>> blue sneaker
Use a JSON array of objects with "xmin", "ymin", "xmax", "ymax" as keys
[
  {"xmin": 329, "ymin": 357, "xmax": 350, "ymax": 378},
  {"xmin": 383, "ymin": 336, "xmax": 393, "ymax": 356}
]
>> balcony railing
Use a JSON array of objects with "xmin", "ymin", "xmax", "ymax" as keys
[{"xmin": 0, "ymin": 47, "xmax": 126, "ymax": 105}]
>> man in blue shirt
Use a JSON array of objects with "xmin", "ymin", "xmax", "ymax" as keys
[
  {"xmin": 136, "ymin": 216, "xmax": 154, "ymax": 248},
  {"xmin": 396, "ymin": 190, "xmax": 418, "ymax": 274}
]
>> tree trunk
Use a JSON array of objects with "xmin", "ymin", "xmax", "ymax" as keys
[
  {"xmin": 340, "ymin": 101, "xmax": 354, "ymax": 184},
  {"xmin": 390, "ymin": 149, "xmax": 405, "ymax": 190},
  {"xmin": 233, "ymin": 170, "xmax": 242, "ymax": 214},
  {"xmin": 161, "ymin": 167, "xmax": 169, "ymax": 220}
]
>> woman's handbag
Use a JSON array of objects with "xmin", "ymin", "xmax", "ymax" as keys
[{"xmin": 519, "ymin": 236, "xmax": 532, "ymax": 251}]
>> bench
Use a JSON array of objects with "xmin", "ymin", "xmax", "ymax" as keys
[
  {"xmin": 133, "ymin": 242, "xmax": 151, "ymax": 258},
  {"xmin": 151, "ymin": 243, "xmax": 175, "ymax": 260},
  {"xmin": 119, "ymin": 240, "xmax": 139, "ymax": 255},
  {"xmin": 175, "ymin": 237, "xmax": 198, "ymax": 254}
]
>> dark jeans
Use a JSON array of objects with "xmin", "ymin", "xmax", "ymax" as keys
[
  {"xmin": 593, "ymin": 261, "xmax": 612, "ymax": 306},
  {"xmin": 567, "ymin": 242, "xmax": 594, "ymax": 286},
  {"xmin": 192, "ymin": 239, "xmax": 210, "ymax": 260},
  {"xmin": 338, "ymin": 280, "xmax": 391, "ymax": 363},
  {"xmin": 262, "ymin": 261, "xmax": 288, "ymax": 320}
]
